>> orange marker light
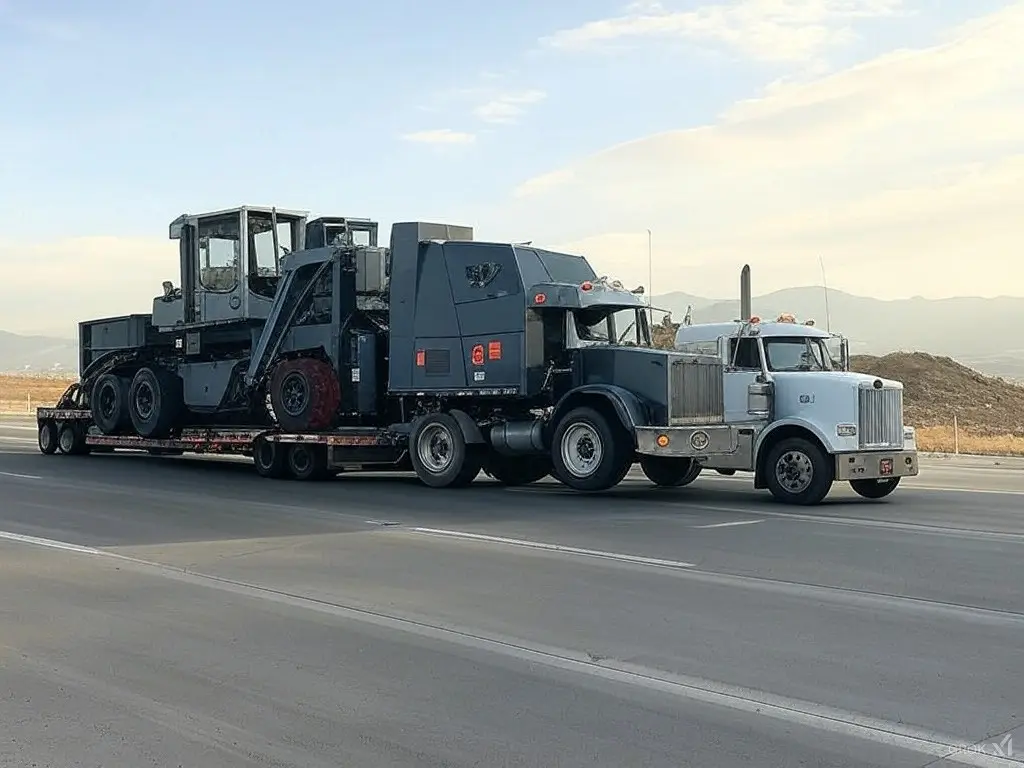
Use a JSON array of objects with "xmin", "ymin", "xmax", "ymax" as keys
[
  {"xmin": 749, "ymin": 316, "xmax": 761, "ymax": 324},
  {"xmin": 471, "ymin": 344, "xmax": 485, "ymax": 365},
  {"xmin": 656, "ymin": 434, "xmax": 670, "ymax": 447},
  {"xmin": 580, "ymin": 281, "xmax": 593, "ymax": 291},
  {"xmin": 415, "ymin": 350, "xmax": 425, "ymax": 366},
  {"xmin": 488, "ymin": 341, "xmax": 502, "ymax": 360},
  {"xmin": 534, "ymin": 293, "xmax": 547, "ymax": 304}
]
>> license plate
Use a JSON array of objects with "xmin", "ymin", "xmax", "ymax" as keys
[{"xmin": 880, "ymin": 458, "xmax": 894, "ymax": 476}]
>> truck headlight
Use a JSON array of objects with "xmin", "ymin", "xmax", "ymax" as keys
[{"xmin": 836, "ymin": 424, "xmax": 857, "ymax": 437}]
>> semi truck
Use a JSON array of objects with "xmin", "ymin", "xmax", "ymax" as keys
[
  {"xmin": 670, "ymin": 265, "xmax": 919, "ymax": 505},
  {"xmin": 35, "ymin": 204, "xmax": 742, "ymax": 493}
]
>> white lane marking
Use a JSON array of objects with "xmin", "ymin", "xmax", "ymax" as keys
[
  {"xmin": 0, "ymin": 436, "xmax": 35, "ymax": 444},
  {"xmin": 0, "ymin": 425, "xmax": 38, "ymax": 432},
  {"xmin": 0, "ymin": 530, "xmax": 102, "ymax": 555},
  {"xmin": 0, "ymin": 528, "xmax": 1013, "ymax": 766},
  {"xmin": 670, "ymin": 473, "xmax": 1024, "ymax": 496},
  {"xmin": 409, "ymin": 527, "xmax": 697, "ymax": 569},
  {"xmin": 0, "ymin": 470, "xmax": 43, "ymax": 480},
  {"xmin": 691, "ymin": 519, "xmax": 764, "ymax": 529}
]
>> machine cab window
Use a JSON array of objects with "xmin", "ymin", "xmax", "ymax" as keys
[
  {"xmin": 728, "ymin": 336, "xmax": 761, "ymax": 369},
  {"xmin": 197, "ymin": 214, "xmax": 241, "ymax": 293}
]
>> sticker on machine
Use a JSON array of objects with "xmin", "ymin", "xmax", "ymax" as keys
[{"xmin": 473, "ymin": 370, "xmax": 486, "ymax": 382}]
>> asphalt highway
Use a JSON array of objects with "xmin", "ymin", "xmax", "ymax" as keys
[{"xmin": 1, "ymin": 416, "xmax": 1022, "ymax": 767}]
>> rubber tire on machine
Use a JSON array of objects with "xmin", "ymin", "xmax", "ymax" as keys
[
  {"xmin": 764, "ymin": 436, "xmax": 834, "ymax": 506},
  {"xmin": 286, "ymin": 443, "xmax": 331, "ymax": 481},
  {"xmin": 129, "ymin": 367, "xmax": 182, "ymax": 439},
  {"xmin": 550, "ymin": 406, "xmax": 634, "ymax": 492},
  {"xmin": 409, "ymin": 412, "xmax": 482, "ymax": 489},
  {"xmin": 483, "ymin": 454, "xmax": 553, "ymax": 486},
  {"xmin": 38, "ymin": 421, "xmax": 58, "ymax": 455},
  {"xmin": 850, "ymin": 477, "xmax": 900, "ymax": 499},
  {"xmin": 639, "ymin": 456, "xmax": 702, "ymax": 487},
  {"xmin": 91, "ymin": 373, "xmax": 130, "ymax": 435},
  {"xmin": 269, "ymin": 358, "xmax": 341, "ymax": 433},
  {"xmin": 56, "ymin": 423, "xmax": 89, "ymax": 456},
  {"xmin": 253, "ymin": 436, "xmax": 288, "ymax": 479}
]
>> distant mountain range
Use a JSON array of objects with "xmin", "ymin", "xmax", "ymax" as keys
[{"xmin": 3, "ymin": 285, "xmax": 1024, "ymax": 380}]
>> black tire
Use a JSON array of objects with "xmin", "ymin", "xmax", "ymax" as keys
[
  {"xmin": 269, "ymin": 358, "xmax": 340, "ymax": 433},
  {"xmin": 715, "ymin": 468, "xmax": 737, "ymax": 476},
  {"xmin": 551, "ymin": 406, "xmax": 633, "ymax": 492},
  {"xmin": 253, "ymin": 437, "xmax": 288, "ymax": 479},
  {"xmin": 639, "ymin": 456, "xmax": 701, "ymax": 487},
  {"xmin": 850, "ymin": 477, "xmax": 900, "ymax": 499},
  {"xmin": 483, "ymin": 454, "xmax": 552, "ymax": 486},
  {"xmin": 129, "ymin": 367, "xmax": 182, "ymax": 439},
  {"xmin": 57, "ymin": 423, "xmax": 88, "ymax": 456},
  {"xmin": 764, "ymin": 436, "xmax": 833, "ymax": 505},
  {"xmin": 90, "ymin": 373, "xmax": 130, "ymax": 435},
  {"xmin": 409, "ymin": 412, "xmax": 482, "ymax": 488},
  {"xmin": 286, "ymin": 443, "xmax": 330, "ymax": 481},
  {"xmin": 38, "ymin": 421, "xmax": 58, "ymax": 455}
]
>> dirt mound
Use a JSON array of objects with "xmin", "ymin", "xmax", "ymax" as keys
[{"xmin": 850, "ymin": 351, "xmax": 1024, "ymax": 436}]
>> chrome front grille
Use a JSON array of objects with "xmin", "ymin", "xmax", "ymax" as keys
[
  {"xmin": 669, "ymin": 356, "xmax": 725, "ymax": 426},
  {"xmin": 858, "ymin": 386, "xmax": 904, "ymax": 448}
]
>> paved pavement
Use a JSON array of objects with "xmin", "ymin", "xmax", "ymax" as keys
[{"xmin": 1, "ymin": 416, "xmax": 1022, "ymax": 767}]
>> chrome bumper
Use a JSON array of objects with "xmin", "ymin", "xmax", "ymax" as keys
[
  {"xmin": 635, "ymin": 425, "xmax": 738, "ymax": 458},
  {"xmin": 834, "ymin": 449, "xmax": 918, "ymax": 481}
]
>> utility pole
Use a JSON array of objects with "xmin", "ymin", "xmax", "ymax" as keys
[{"xmin": 646, "ymin": 228, "xmax": 653, "ymax": 325}]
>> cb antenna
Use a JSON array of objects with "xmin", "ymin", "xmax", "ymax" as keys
[{"xmin": 818, "ymin": 255, "xmax": 832, "ymax": 333}]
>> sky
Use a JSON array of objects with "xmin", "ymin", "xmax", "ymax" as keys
[{"xmin": 1, "ymin": 0, "xmax": 1022, "ymax": 335}]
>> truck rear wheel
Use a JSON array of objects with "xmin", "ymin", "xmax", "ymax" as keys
[
  {"xmin": 764, "ymin": 436, "xmax": 833, "ymax": 505},
  {"xmin": 286, "ymin": 443, "xmax": 330, "ymax": 481},
  {"xmin": 409, "ymin": 413, "xmax": 482, "ymax": 488},
  {"xmin": 129, "ymin": 367, "xmax": 182, "ymax": 439},
  {"xmin": 551, "ymin": 406, "xmax": 633, "ymax": 492},
  {"xmin": 91, "ymin": 373, "xmax": 130, "ymax": 435},
  {"xmin": 270, "ymin": 358, "xmax": 340, "ymax": 433},
  {"xmin": 253, "ymin": 437, "xmax": 287, "ymax": 479},
  {"xmin": 850, "ymin": 477, "xmax": 900, "ymax": 499},
  {"xmin": 38, "ymin": 421, "xmax": 58, "ymax": 455},
  {"xmin": 483, "ymin": 454, "xmax": 552, "ymax": 486},
  {"xmin": 57, "ymin": 423, "xmax": 89, "ymax": 455},
  {"xmin": 639, "ymin": 456, "xmax": 701, "ymax": 487}
]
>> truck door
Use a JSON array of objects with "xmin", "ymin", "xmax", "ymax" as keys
[
  {"xmin": 195, "ymin": 212, "xmax": 245, "ymax": 325},
  {"xmin": 724, "ymin": 336, "xmax": 763, "ymax": 422}
]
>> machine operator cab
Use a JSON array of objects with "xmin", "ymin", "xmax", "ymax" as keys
[
  {"xmin": 154, "ymin": 206, "xmax": 381, "ymax": 332},
  {"xmin": 155, "ymin": 205, "xmax": 309, "ymax": 331}
]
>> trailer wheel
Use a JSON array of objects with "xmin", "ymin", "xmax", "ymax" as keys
[
  {"xmin": 764, "ymin": 436, "xmax": 833, "ymax": 505},
  {"xmin": 551, "ymin": 406, "xmax": 633, "ymax": 492},
  {"xmin": 129, "ymin": 367, "xmax": 182, "ymax": 439},
  {"xmin": 483, "ymin": 454, "xmax": 552, "ymax": 486},
  {"xmin": 38, "ymin": 421, "xmax": 58, "ymax": 455},
  {"xmin": 57, "ymin": 423, "xmax": 89, "ymax": 456},
  {"xmin": 286, "ymin": 443, "xmax": 330, "ymax": 481},
  {"xmin": 253, "ymin": 437, "xmax": 288, "ymax": 479},
  {"xmin": 410, "ymin": 413, "xmax": 482, "ymax": 488},
  {"xmin": 269, "ymin": 358, "xmax": 340, "ymax": 433},
  {"xmin": 91, "ymin": 373, "xmax": 130, "ymax": 435},
  {"xmin": 850, "ymin": 477, "xmax": 900, "ymax": 499},
  {"xmin": 639, "ymin": 456, "xmax": 701, "ymax": 487}
]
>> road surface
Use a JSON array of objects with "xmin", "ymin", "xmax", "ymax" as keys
[{"xmin": 1, "ymin": 417, "xmax": 1022, "ymax": 767}]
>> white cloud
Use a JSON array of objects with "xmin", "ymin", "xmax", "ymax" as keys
[
  {"xmin": 473, "ymin": 89, "xmax": 547, "ymax": 124},
  {"xmin": 493, "ymin": 2, "xmax": 1024, "ymax": 300},
  {"xmin": 400, "ymin": 129, "xmax": 476, "ymax": 145},
  {"xmin": 542, "ymin": 0, "xmax": 907, "ymax": 63}
]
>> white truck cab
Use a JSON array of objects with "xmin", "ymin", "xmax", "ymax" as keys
[{"xmin": 667, "ymin": 268, "xmax": 919, "ymax": 505}]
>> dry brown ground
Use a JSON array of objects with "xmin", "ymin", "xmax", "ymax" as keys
[{"xmin": 6, "ymin": 348, "xmax": 1024, "ymax": 455}]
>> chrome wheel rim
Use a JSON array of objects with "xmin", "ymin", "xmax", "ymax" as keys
[
  {"xmin": 775, "ymin": 450, "xmax": 813, "ymax": 494},
  {"xmin": 418, "ymin": 424, "xmax": 454, "ymax": 474},
  {"xmin": 561, "ymin": 423, "xmax": 603, "ymax": 478}
]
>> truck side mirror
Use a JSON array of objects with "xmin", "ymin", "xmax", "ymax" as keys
[
  {"xmin": 840, "ymin": 338, "xmax": 850, "ymax": 371},
  {"xmin": 747, "ymin": 381, "xmax": 773, "ymax": 419}
]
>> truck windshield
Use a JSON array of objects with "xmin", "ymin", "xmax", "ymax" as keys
[
  {"xmin": 763, "ymin": 337, "xmax": 838, "ymax": 371},
  {"xmin": 573, "ymin": 308, "xmax": 651, "ymax": 346}
]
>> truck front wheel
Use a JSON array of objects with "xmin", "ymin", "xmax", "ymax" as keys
[
  {"xmin": 639, "ymin": 456, "xmax": 701, "ymax": 487},
  {"xmin": 850, "ymin": 477, "xmax": 900, "ymax": 499},
  {"xmin": 764, "ymin": 436, "xmax": 833, "ymax": 505},
  {"xmin": 551, "ymin": 407, "xmax": 633, "ymax": 492},
  {"xmin": 410, "ymin": 413, "xmax": 482, "ymax": 488}
]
